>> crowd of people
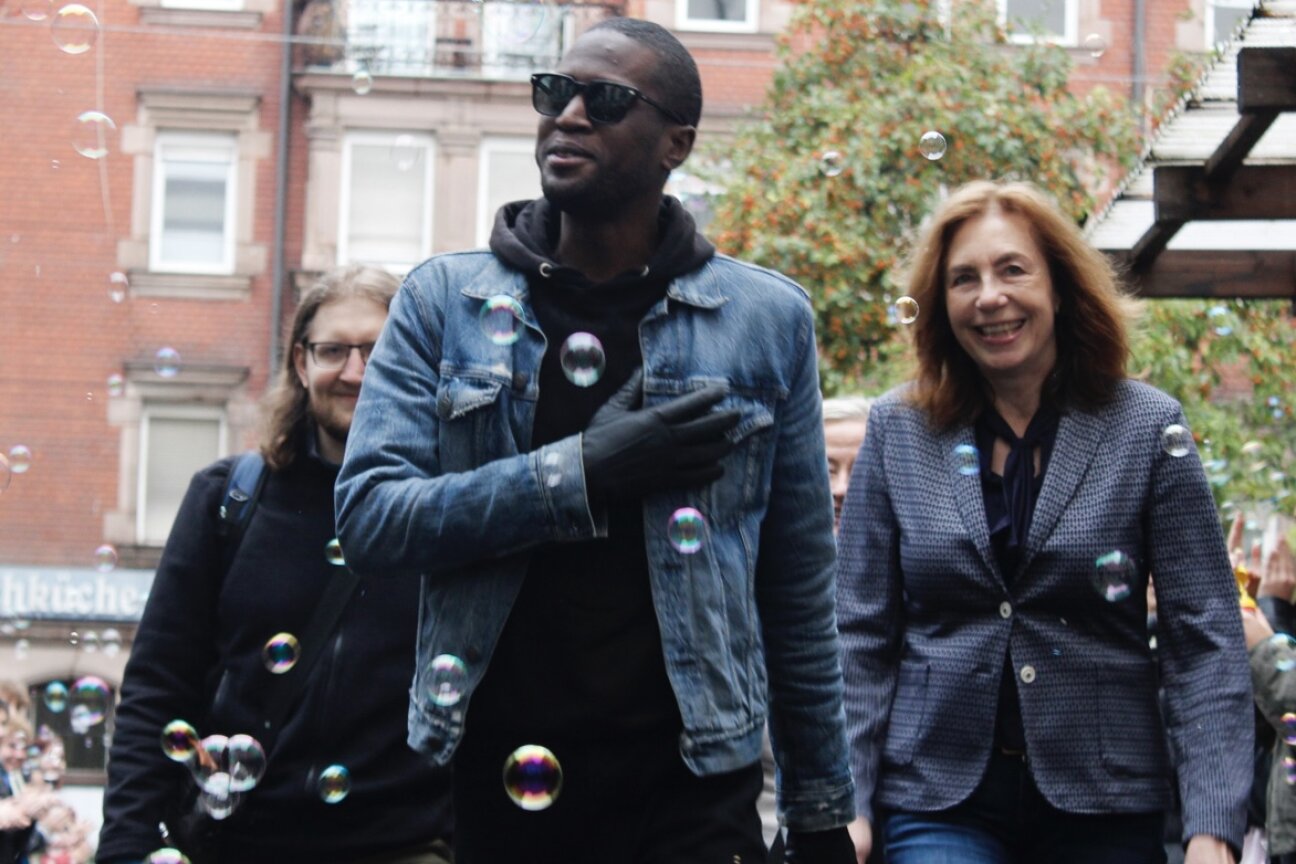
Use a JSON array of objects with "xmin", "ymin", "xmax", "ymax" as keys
[
  {"xmin": 0, "ymin": 15, "xmax": 1291, "ymax": 864},
  {"xmin": 0, "ymin": 684, "xmax": 96, "ymax": 864}
]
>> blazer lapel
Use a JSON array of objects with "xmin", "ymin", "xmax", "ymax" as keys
[
  {"xmin": 1019, "ymin": 407, "xmax": 1106, "ymax": 575},
  {"xmin": 947, "ymin": 427, "xmax": 1004, "ymax": 587}
]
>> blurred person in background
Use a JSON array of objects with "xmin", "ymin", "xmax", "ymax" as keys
[
  {"xmin": 837, "ymin": 180, "xmax": 1252, "ymax": 864},
  {"xmin": 98, "ymin": 266, "xmax": 452, "ymax": 864}
]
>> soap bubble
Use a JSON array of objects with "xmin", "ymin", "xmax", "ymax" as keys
[
  {"xmin": 503, "ymin": 744, "xmax": 563, "ymax": 811},
  {"xmin": 391, "ymin": 135, "xmax": 421, "ymax": 172},
  {"xmin": 667, "ymin": 508, "xmax": 706, "ymax": 555},
  {"xmin": 160, "ymin": 720, "xmax": 200, "ymax": 763},
  {"xmin": 109, "ymin": 271, "xmax": 129, "ymax": 302},
  {"xmin": 144, "ymin": 850, "xmax": 192, "ymax": 864},
  {"xmin": 324, "ymin": 537, "xmax": 345, "ymax": 566},
  {"xmin": 954, "ymin": 444, "xmax": 980, "ymax": 477},
  {"xmin": 227, "ymin": 734, "xmax": 267, "ymax": 792},
  {"xmin": 819, "ymin": 151, "xmax": 844, "ymax": 177},
  {"xmin": 559, "ymin": 332, "xmax": 605, "ymax": 388},
  {"xmin": 893, "ymin": 296, "xmax": 919, "ymax": 325},
  {"xmin": 1160, "ymin": 424, "xmax": 1192, "ymax": 458},
  {"xmin": 94, "ymin": 544, "xmax": 118, "ymax": 573},
  {"xmin": 43, "ymin": 682, "xmax": 68, "ymax": 713},
  {"xmin": 318, "ymin": 764, "xmax": 351, "ymax": 803},
  {"xmin": 8, "ymin": 446, "xmax": 32, "ymax": 474},
  {"xmin": 51, "ymin": 4, "xmax": 100, "ymax": 54},
  {"xmin": 480, "ymin": 296, "xmax": 525, "ymax": 346},
  {"xmin": 154, "ymin": 347, "xmax": 181, "ymax": 378},
  {"xmin": 1092, "ymin": 550, "xmax": 1136, "ymax": 602},
  {"xmin": 262, "ymin": 633, "xmax": 300, "ymax": 674},
  {"xmin": 918, "ymin": 130, "xmax": 947, "ymax": 161},
  {"xmin": 1082, "ymin": 33, "xmax": 1106, "ymax": 58},
  {"xmin": 427, "ymin": 654, "xmax": 468, "ymax": 707},
  {"xmin": 351, "ymin": 69, "xmax": 373, "ymax": 95},
  {"xmin": 72, "ymin": 110, "xmax": 116, "ymax": 159}
]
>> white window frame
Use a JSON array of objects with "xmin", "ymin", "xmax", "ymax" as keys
[
  {"xmin": 149, "ymin": 131, "xmax": 238, "ymax": 275},
  {"xmin": 999, "ymin": 0, "xmax": 1077, "ymax": 44},
  {"xmin": 159, "ymin": 0, "xmax": 240, "ymax": 10},
  {"xmin": 1205, "ymin": 0, "xmax": 1253, "ymax": 46},
  {"xmin": 476, "ymin": 137, "xmax": 542, "ymax": 247},
  {"xmin": 338, "ymin": 130, "xmax": 435, "ymax": 272},
  {"xmin": 675, "ymin": 0, "xmax": 759, "ymax": 33},
  {"xmin": 135, "ymin": 404, "xmax": 227, "ymax": 545}
]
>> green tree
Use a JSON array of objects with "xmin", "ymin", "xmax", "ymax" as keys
[{"xmin": 706, "ymin": 0, "xmax": 1141, "ymax": 395}]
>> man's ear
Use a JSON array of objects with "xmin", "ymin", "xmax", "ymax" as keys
[
  {"xmin": 293, "ymin": 343, "xmax": 309, "ymax": 389},
  {"xmin": 662, "ymin": 125, "xmax": 696, "ymax": 172}
]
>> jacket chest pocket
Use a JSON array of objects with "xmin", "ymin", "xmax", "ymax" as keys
[
  {"xmin": 436, "ymin": 374, "xmax": 514, "ymax": 472},
  {"xmin": 706, "ymin": 395, "xmax": 775, "ymax": 523}
]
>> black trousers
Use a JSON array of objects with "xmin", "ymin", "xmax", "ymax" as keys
[{"xmin": 453, "ymin": 727, "xmax": 767, "ymax": 864}]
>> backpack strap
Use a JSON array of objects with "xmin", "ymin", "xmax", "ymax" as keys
[{"xmin": 218, "ymin": 451, "xmax": 268, "ymax": 547}]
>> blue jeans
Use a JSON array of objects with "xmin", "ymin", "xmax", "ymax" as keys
[{"xmin": 884, "ymin": 751, "xmax": 1167, "ymax": 864}]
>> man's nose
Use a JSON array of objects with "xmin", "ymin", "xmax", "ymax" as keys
[{"xmin": 339, "ymin": 347, "xmax": 367, "ymax": 382}]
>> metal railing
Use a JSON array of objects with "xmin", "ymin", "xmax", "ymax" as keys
[{"xmin": 297, "ymin": 0, "xmax": 620, "ymax": 81}]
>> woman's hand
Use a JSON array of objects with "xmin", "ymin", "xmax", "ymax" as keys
[
  {"xmin": 1241, "ymin": 604, "xmax": 1274, "ymax": 650},
  {"xmin": 847, "ymin": 816, "xmax": 873, "ymax": 864},
  {"xmin": 1259, "ymin": 536, "xmax": 1296, "ymax": 602},
  {"xmin": 1185, "ymin": 834, "xmax": 1235, "ymax": 864}
]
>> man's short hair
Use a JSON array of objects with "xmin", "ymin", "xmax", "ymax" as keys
[
  {"xmin": 822, "ymin": 396, "xmax": 874, "ymax": 423},
  {"xmin": 588, "ymin": 18, "xmax": 703, "ymax": 128}
]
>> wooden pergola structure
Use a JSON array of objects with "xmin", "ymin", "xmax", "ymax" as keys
[{"xmin": 1086, "ymin": 0, "xmax": 1296, "ymax": 300}]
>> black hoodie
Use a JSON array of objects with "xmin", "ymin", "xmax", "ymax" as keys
[{"xmin": 466, "ymin": 196, "xmax": 714, "ymax": 742}]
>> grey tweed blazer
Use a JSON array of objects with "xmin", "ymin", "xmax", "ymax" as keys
[{"xmin": 837, "ymin": 379, "xmax": 1252, "ymax": 850}]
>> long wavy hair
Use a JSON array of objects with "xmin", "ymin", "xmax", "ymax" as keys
[
  {"xmin": 259, "ymin": 265, "xmax": 399, "ymax": 471},
  {"xmin": 905, "ymin": 180, "xmax": 1140, "ymax": 429}
]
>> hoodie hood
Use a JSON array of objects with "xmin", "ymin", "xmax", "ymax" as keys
[{"xmin": 488, "ymin": 195, "xmax": 715, "ymax": 288}]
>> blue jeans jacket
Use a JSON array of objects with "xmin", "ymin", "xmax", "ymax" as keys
[{"xmin": 336, "ymin": 250, "xmax": 855, "ymax": 831}]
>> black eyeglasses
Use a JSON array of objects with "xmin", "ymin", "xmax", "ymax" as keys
[
  {"xmin": 303, "ymin": 341, "xmax": 375, "ymax": 370},
  {"xmin": 530, "ymin": 72, "xmax": 688, "ymax": 126}
]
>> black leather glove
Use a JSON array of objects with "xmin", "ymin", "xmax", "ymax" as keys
[
  {"xmin": 784, "ymin": 826, "xmax": 857, "ymax": 864},
  {"xmin": 581, "ymin": 369, "xmax": 740, "ymax": 504}
]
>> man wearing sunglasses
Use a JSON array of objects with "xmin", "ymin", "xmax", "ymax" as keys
[{"xmin": 337, "ymin": 18, "xmax": 854, "ymax": 864}]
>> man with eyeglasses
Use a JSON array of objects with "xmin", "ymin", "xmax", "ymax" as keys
[
  {"xmin": 99, "ymin": 266, "xmax": 453, "ymax": 864},
  {"xmin": 337, "ymin": 18, "xmax": 854, "ymax": 864}
]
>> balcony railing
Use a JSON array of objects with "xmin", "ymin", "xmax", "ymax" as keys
[{"xmin": 297, "ymin": 0, "xmax": 620, "ymax": 81}]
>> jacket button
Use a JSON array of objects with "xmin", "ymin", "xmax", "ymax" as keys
[
  {"xmin": 1020, "ymin": 665, "xmax": 1036, "ymax": 684},
  {"xmin": 999, "ymin": 601, "xmax": 1012, "ymax": 619}
]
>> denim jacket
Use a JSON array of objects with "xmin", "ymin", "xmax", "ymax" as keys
[{"xmin": 335, "ymin": 250, "xmax": 855, "ymax": 831}]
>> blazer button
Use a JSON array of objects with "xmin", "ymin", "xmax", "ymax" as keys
[
  {"xmin": 999, "ymin": 601, "xmax": 1012, "ymax": 619},
  {"xmin": 1020, "ymin": 665, "xmax": 1036, "ymax": 684}
]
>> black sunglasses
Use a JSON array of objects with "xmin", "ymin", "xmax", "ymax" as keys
[{"xmin": 530, "ymin": 72, "xmax": 688, "ymax": 126}]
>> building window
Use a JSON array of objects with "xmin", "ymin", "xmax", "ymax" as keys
[
  {"xmin": 480, "ymin": 1, "xmax": 565, "ymax": 79},
  {"xmin": 339, "ymin": 131, "xmax": 435, "ymax": 271},
  {"xmin": 137, "ymin": 406, "xmax": 226, "ymax": 545},
  {"xmin": 149, "ymin": 132, "xmax": 238, "ymax": 275},
  {"xmin": 1206, "ymin": 0, "xmax": 1252, "ymax": 46},
  {"xmin": 346, "ymin": 0, "xmax": 433, "ymax": 75},
  {"xmin": 477, "ymin": 137, "xmax": 543, "ymax": 246},
  {"xmin": 676, "ymin": 0, "xmax": 758, "ymax": 32},
  {"xmin": 160, "ymin": 0, "xmax": 240, "ymax": 10},
  {"xmin": 1000, "ymin": 0, "xmax": 1076, "ymax": 43}
]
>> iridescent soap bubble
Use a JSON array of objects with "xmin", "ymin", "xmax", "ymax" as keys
[
  {"xmin": 1082, "ymin": 33, "xmax": 1106, "ymax": 58},
  {"xmin": 502, "ymin": 4, "xmax": 546, "ymax": 43},
  {"xmin": 1241, "ymin": 441, "xmax": 1264, "ymax": 460},
  {"xmin": 102, "ymin": 627, "xmax": 123, "ymax": 656},
  {"xmin": 954, "ymin": 443, "xmax": 980, "ymax": 476},
  {"xmin": 197, "ymin": 734, "xmax": 229, "ymax": 781},
  {"xmin": 14, "ymin": 639, "xmax": 30, "ymax": 661},
  {"xmin": 1285, "ymin": 755, "xmax": 1296, "ymax": 785},
  {"xmin": 351, "ymin": 69, "xmax": 373, "ymax": 95},
  {"xmin": 480, "ymin": 295, "xmax": 525, "ymax": 346},
  {"xmin": 0, "ymin": 455, "xmax": 9, "ymax": 493},
  {"xmin": 1284, "ymin": 713, "xmax": 1296, "ymax": 746},
  {"xmin": 109, "ymin": 271, "xmax": 129, "ymax": 302},
  {"xmin": 94, "ymin": 544, "xmax": 118, "ymax": 573},
  {"xmin": 8, "ymin": 446, "xmax": 32, "ymax": 474},
  {"xmin": 918, "ymin": 130, "xmax": 947, "ymax": 161},
  {"xmin": 1207, "ymin": 305, "xmax": 1232, "ymax": 337},
  {"xmin": 667, "ymin": 507, "xmax": 706, "ymax": 555},
  {"xmin": 427, "ymin": 654, "xmax": 468, "ymax": 707},
  {"xmin": 43, "ymin": 682, "xmax": 68, "ymax": 713},
  {"xmin": 81, "ymin": 630, "xmax": 100, "ymax": 653},
  {"xmin": 391, "ymin": 135, "xmax": 421, "ymax": 172},
  {"xmin": 21, "ymin": 0, "xmax": 50, "ymax": 20},
  {"xmin": 160, "ymin": 719, "xmax": 200, "ymax": 763},
  {"xmin": 72, "ymin": 110, "xmax": 116, "ymax": 159},
  {"xmin": 324, "ymin": 537, "xmax": 345, "ymax": 566},
  {"xmin": 227, "ymin": 734, "xmax": 267, "ymax": 792},
  {"xmin": 70, "ymin": 704, "xmax": 94, "ymax": 735},
  {"xmin": 70, "ymin": 675, "xmax": 110, "ymax": 728},
  {"xmin": 200, "ymin": 771, "xmax": 235, "ymax": 819},
  {"xmin": 107, "ymin": 374, "xmax": 125, "ymax": 396},
  {"xmin": 262, "ymin": 633, "xmax": 300, "ymax": 674},
  {"xmin": 893, "ymin": 296, "xmax": 920, "ymax": 325},
  {"xmin": 154, "ymin": 347, "xmax": 181, "ymax": 378},
  {"xmin": 1092, "ymin": 550, "xmax": 1135, "ymax": 602},
  {"xmin": 819, "ymin": 150, "xmax": 844, "ymax": 178},
  {"xmin": 1273, "ymin": 634, "xmax": 1296, "ymax": 672},
  {"xmin": 559, "ymin": 332, "xmax": 605, "ymax": 388},
  {"xmin": 1160, "ymin": 424, "xmax": 1192, "ymax": 458},
  {"xmin": 51, "ymin": 4, "xmax": 100, "ymax": 54},
  {"xmin": 318, "ymin": 764, "xmax": 351, "ymax": 803},
  {"xmin": 503, "ymin": 744, "xmax": 563, "ymax": 811},
  {"xmin": 144, "ymin": 849, "xmax": 192, "ymax": 864}
]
